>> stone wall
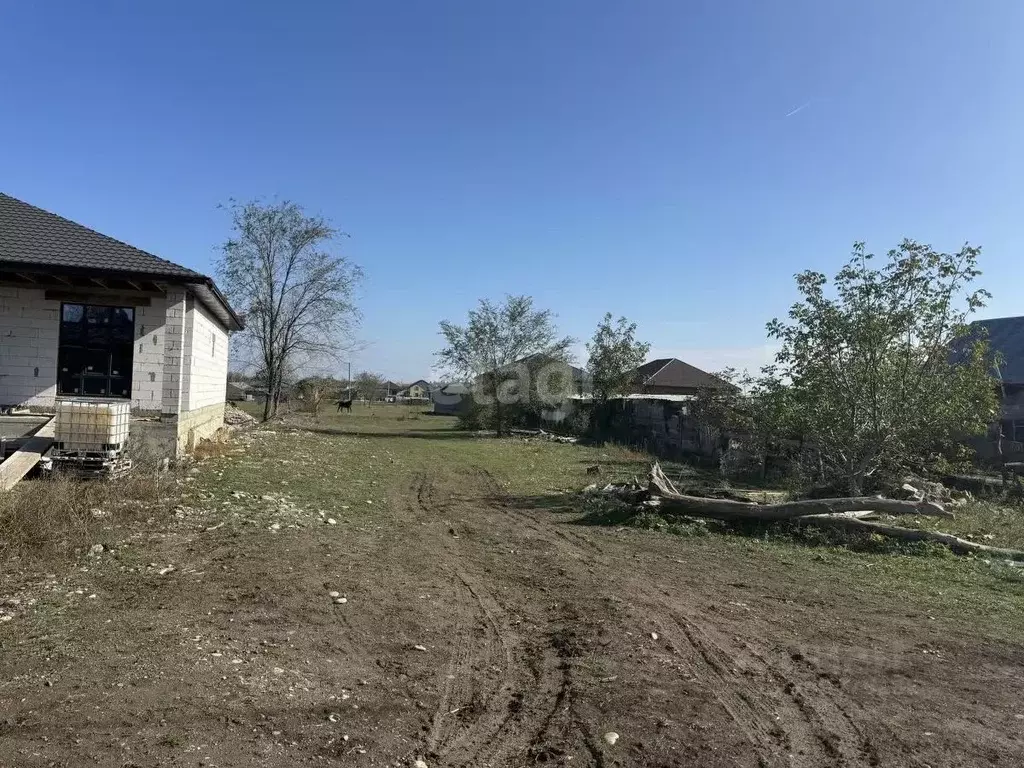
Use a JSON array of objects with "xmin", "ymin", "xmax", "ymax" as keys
[{"xmin": 174, "ymin": 401, "xmax": 226, "ymax": 455}]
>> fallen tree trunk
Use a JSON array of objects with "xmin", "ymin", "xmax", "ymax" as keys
[
  {"xmin": 648, "ymin": 463, "xmax": 953, "ymax": 521},
  {"xmin": 801, "ymin": 515, "xmax": 1024, "ymax": 562}
]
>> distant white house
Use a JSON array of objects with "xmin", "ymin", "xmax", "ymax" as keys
[
  {"xmin": 0, "ymin": 193, "xmax": 243, "ymax": 456},
  {"xmin": 398, "ymin": 379, "xmax": 431, "ymax": 399}
]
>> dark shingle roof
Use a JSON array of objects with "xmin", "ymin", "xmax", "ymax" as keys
[
  {"xmin": 966, "ymin": 316, "xmax": 1024, "ymax": 384},
  {"xmin": 0, "ymin": 193, "xmax": 242, "ymax": 330},
  {"xmin": 0, "ymin": 193, "xmax": 204, "ymax": 279},
  {"xmin": 633, "ymin": 358, "xmax": 735, "ymax": 392}
]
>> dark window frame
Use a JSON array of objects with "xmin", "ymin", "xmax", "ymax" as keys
[{"xmin": 56, "ymin": 302, "xmax": 135, "ymax": 399}]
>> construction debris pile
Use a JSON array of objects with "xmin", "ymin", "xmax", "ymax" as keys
[
  {"xmin": 507, "ymin": 428, "xmax": 578, "ymax": 444},
  {"xmin": 224, "ymin": 406, "xmax": 259, "ymax": 428},
  {"xmin": 586, "ymin": 462, "xmax": 1024, "ymax": 561}
]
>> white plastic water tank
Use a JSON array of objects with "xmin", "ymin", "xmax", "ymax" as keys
[{"xmin": 54, "ymin": 400, "xmax": 131, "ymax": 454}]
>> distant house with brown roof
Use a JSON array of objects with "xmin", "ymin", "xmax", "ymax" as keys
[{"xmin": 630, "ymin": 358, "xmax": 735, "ymax": 397}]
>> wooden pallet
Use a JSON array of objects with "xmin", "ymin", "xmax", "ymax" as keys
[{"xmin": 43, "ymin": 454, "xmax": 132, "ymax": 480}]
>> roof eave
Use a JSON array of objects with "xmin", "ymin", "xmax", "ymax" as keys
[
  {"xmin": 0, "ymin": 260, "xmax": 244, "ymax": 332},
  {"xmin": 189, "ymin": 279, "xmax": 245, "ymax": 332}
]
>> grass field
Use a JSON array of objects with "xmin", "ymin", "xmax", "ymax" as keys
[
  {"xmin": 1, "ymin": 403, "xmax": 1023, "ymax": 766},
  {"xmin": 237, "ymin": 404, "xmax": 1024, "ymax": 638}
]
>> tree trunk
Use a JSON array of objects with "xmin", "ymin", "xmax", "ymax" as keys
[
  {"xmin": 495, "ymin": 399, "xmax": 504, "ymax": 438},
  {"xmin": 272, "ymin": 365, "xmax": 286, "ymax": 418},
  {"xmin": 262, "ymin": 364, "xmax": 274, "ymax": 422},
  {"xmin": 801, "ymin": 515, "xmax": 1024, "ymax": 561},
  {"xmin": 648, "ymin": 463, "xmax": 952, "ymax": 521}
]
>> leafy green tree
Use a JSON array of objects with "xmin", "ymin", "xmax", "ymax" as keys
[
  {"xmin": 437, "ymin": 295, "xmax": 574, "ymax": 435},
  {"xmin": 586, "ymin": 313, "xmax": 650, "ymax": 401},
  {"xmin": 764, "ymin": 240, "xmax": 996, "ymax": 494},
  {"xmin": 691, "ymin": 368, "xmax": 794, "ymax": 480}
]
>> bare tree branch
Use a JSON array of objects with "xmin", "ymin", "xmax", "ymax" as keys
[{"xmin": 217, "ymin": 200, "xmax": 362, "ymax": 420}]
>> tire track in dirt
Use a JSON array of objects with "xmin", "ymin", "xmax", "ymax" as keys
[
  {"xmin": 651, "ymin": 607, "xmax": 844, "ymax": 767},
  {"xmin": 480, "ymin": 472, "xmax": 886, "ymax": 767},
  {"xmin": 409, "ymin": 464, "xmax": 887, "ymax": 766},
  {"xmin": 410, "ymin": 469, "xmax": 574, "ymax": 767}
]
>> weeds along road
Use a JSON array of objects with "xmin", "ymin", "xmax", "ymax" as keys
[{"xmin": 1, "ymin": 407, "xmax": 1023, "ymax": 767}]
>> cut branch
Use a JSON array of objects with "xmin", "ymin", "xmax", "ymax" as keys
[
  {"xmin": 800, "ymin": 515, "xmax": 1024, "ymax": 561},
  {"xmin": 647, "ymin": 463, "xmax": 952, "ymax": 521}
]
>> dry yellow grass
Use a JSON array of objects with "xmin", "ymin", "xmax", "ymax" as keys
[{"xmin": 0, "ymin": 467, "xmax": 180, "ymax": 563}]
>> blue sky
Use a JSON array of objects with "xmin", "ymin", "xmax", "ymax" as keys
[{"xmin": 2, "ymin": 1, "xmax": 1022, "ymax": 380}]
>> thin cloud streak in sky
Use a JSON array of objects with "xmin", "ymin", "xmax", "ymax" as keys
[{"xmin": 785, "ymin": 102, "xmax": 810, "ymax": 118}]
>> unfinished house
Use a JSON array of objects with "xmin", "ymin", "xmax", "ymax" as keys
[{"xmin": 0, "ymin": 193, "xmax": 242, "ymax": 458}]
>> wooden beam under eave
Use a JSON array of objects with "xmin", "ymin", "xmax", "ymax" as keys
[{"xmin": 43, "ymin": 288, "xmax": 155, "ymax": 306}]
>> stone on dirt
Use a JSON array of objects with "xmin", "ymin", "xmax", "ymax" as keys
[
  {"xmin": 224, "ymin": 407, "xmax": 258, "ymax": 427},
  {"xmin": 603, "ymin": 731, "xmax": 620, "ymax": 746},
  {"xmin": 89, "ymin": 544, "xmax": 104, "ymax": 556}
]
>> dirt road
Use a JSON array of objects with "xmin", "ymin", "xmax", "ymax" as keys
[{"xmin": 1, "ymin": 427, "xmax": 1022, "ymax": 767}]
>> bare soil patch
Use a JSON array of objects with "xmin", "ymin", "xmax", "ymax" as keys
[{"xmin": 1, "ymin": 409, "xmax": 1022, "ymax": 766}]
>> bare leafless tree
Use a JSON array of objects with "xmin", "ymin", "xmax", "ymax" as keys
[{"xmin": 217, "ymin": 200, "xmax": 362, "ymax": 420}]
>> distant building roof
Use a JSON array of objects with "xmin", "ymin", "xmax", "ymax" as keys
[
  {"xmin": 512, "ymin": 353, "xmax": 586, "ymax": 381},
  {"xmin": 965, "ymin": 316, "xmax": 1024, "ymax": 384},
  {"xmin": 632, "ymin": 358, "xmax": 735, "ymax": 392},
  {"xmin": 434, "ymin": 382, "xmax": 470, "ymax": 396},
  {"xmin": 0, "ymin": 192, "xmax": 242, "ymax": 330}
]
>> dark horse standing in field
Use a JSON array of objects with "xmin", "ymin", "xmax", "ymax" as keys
[{"xmin": 337, "ymin": 398, "xmax": 353, "ymax": 413}]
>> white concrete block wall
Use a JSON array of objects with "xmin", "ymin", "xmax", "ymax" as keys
[
  {"xmin": 161, "ymin": 289, "xmax": 187, "ymax": 416},
  {"xmin": 185, "ymin": 299, "xmax": 229, "ymax": 411},
  {"xmin": 130, "ymin": 296, "xmax": 166, "ymax": 412},
  {"xmin": 1, "ymin": 284, "xmax": 230, "ymax": 425},
  {"xmin": 180, "ymin": 294, "xmax": 195, "ymax": 411},
  {"xmin": 0, "ymin": 286, "xmax": 60, "ymax": 407}
]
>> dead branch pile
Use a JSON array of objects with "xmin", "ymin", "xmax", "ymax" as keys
[
  {"xmin": 508, "ymin": 428, "xmax": 578, "ymax": 444},
  {"xmin": 585, "ymin": 462, "xmax": 1024, "ymax": 561}
]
